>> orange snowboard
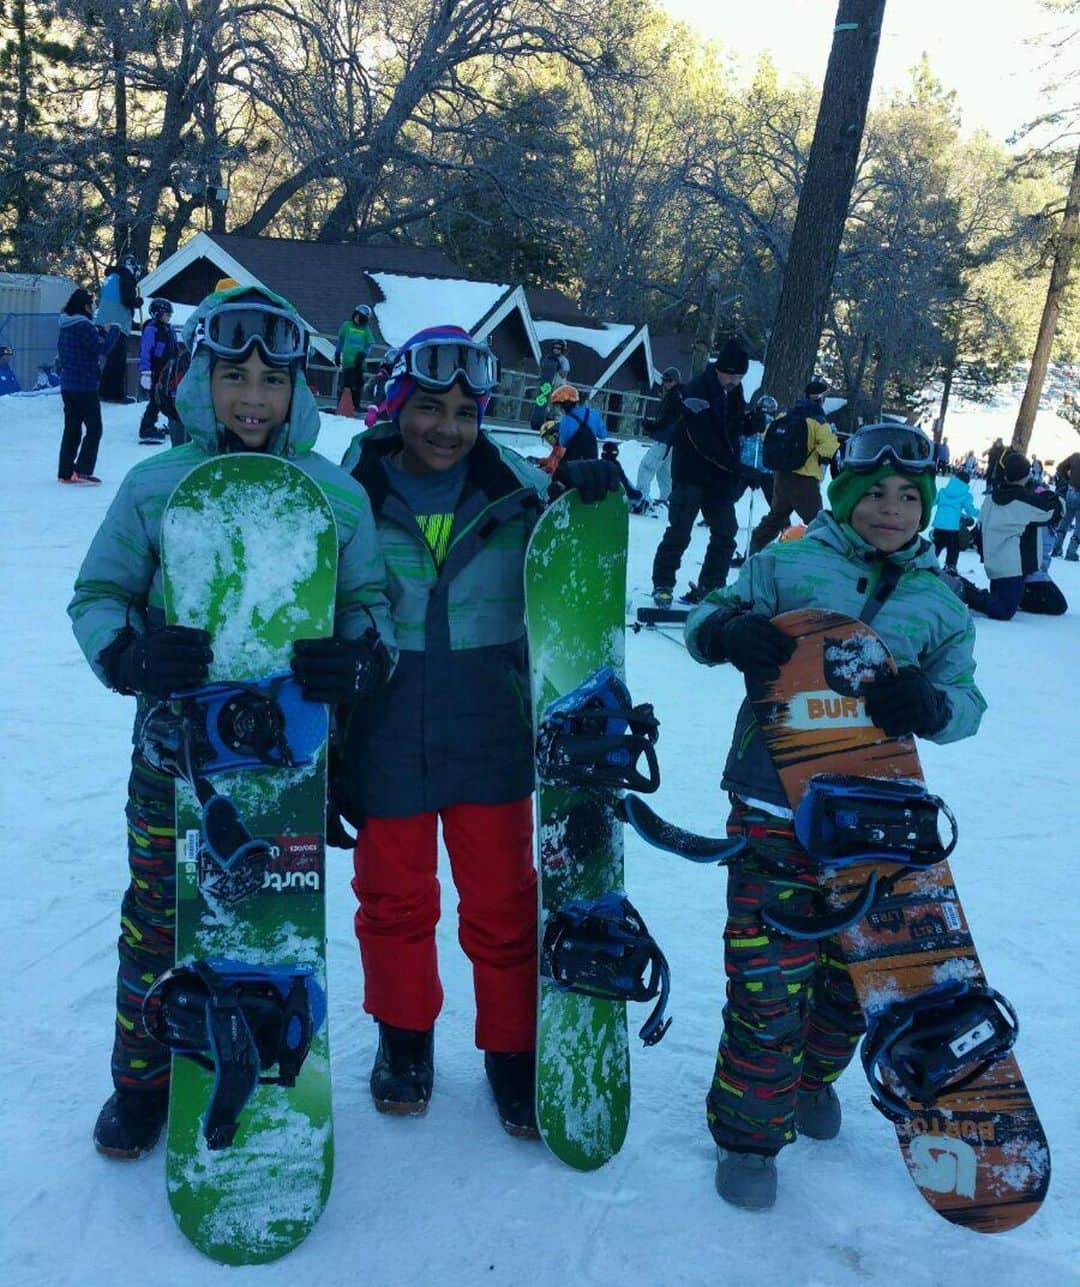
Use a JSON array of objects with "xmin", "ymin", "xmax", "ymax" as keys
[{"xmin": 751, "ymin": 609, "xmax": 1049, "ymax": 1234}]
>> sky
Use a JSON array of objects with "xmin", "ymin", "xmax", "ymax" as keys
[{"xmin": 659, "ymin": 0, "xmax": 1063, "ymax": 146}]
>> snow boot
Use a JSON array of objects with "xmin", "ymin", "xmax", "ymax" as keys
[
  {"xmin": 714, "ymin": 1148, "xmax": 777, "ymax": 1211},
  {"xmin": 652, "ymin": 587, "xmax": 674, "ymax": 608},
  {"xmin": 796, "ymin": 1085, "xmax": 842, "ymax": 1140},
  {"xmin": 370, "ymin": 1022, "xmax": 434, "ymax": 1116},
  {"xmin": 679, "ymin": 582, "xmax": 715, "ymax": 605},
  {"xmin": 484, "ymin": 1052, "xmax": 539, "ymax": 1139},
  {"xmin": 93, "ymin": 1088, "xmax": 168, "ymax": 1159}
]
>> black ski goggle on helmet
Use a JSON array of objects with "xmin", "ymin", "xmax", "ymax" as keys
[
  {"xmin": 392, "ymin": 338, "xmax": 499, "ymax": 395},
  {"xmin": 194, "ymin": 301, "xmax": 308, "ymax": 365},
  {"xmin": 844, "ymin": 423, "xmax": 935, "ymax": 474}
]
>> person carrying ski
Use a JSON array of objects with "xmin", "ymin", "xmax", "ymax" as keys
[
  {"xmin": 747, "ymin": 376, "xmax": 839, "ymax": 554},
  {"xmin": 95, "ymin": 253, "xmax": 143, "ymax": 402},
  {"xmin": 337, "ymin": 325, "xmax": 621, "ymax": 1137},
  {"xmin": 335, "ymin": 304, "xmax": 376, "ymax": 404},
  {"xmin": 952, "ymin": 451, "xmax": 1062, "ymax": 620},
  {"xmin": 651, "ymin": 337, "xmax": 762, "ymax": 605},
  {"xmin": 137, "ymin": 298, "xmax": 178, "ymax": 444},
  {"xmin": 930, "ymin": 466, "xmax": 979, "ymax": 571},
  {"xmin": 56, "ymin": 286, "xmax": 120, "ymax": 485},
  {"xmin": 683, "ymin": 421, "xmax": 986, "ymax": 1211},
  {"xmin": 69, "ymin": 284, "xmax": 397, "ymax": 1161}
]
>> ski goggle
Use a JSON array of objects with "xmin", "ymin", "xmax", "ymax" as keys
[
  {"xmin": 843, "ymin": 423, "xmax": 935, "ymax": 474},
  {"xmin": 392, "ymin": 339, "xmax": 499, "ymax": 394},
  {"xmin": 194, "ymin": 302, "xmax": 307, "ymax": 365}
]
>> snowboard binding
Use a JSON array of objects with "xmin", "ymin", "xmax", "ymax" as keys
[
  {"xmin": 144, "ymin": 959, "xmax": 326, "ymax": 1149},
  {"xmin": 861, "ymin": 981, "xmax": 1019, "ymax": 1121},
  {"xmin": 536, "ymin": 667, "xmax": 660, "ymax": 794},
  {"xmin": 763, "ymin": 774, "xmax": 959, "ymax": 941},
  {"xmin": 541, "ymin": 893, "xmax": 671, "ymax": 1046}
]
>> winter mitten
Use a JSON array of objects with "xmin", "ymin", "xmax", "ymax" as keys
[
  {"xmin": 712, "ymin": 612, "xmax": 796, "ymax": 682},
  {"xmin": 864, "ymin": 666, "xmax": 949, "ymax": 738},
  {"xmin": 101, "ymin": 625, "xmax": 213, "ymax": 698},
  {"xmin": 291, "ymin": 630, "xmax": 391, "ymax": 705}
]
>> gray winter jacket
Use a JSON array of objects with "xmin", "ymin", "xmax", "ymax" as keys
[
  {"xmin": 69, "ymin": 287, "xmax": 395, "ymax": 698},
  {"xmin": 338, "ymin": 426, "xmax": 550, "ymax": 818},
  {"xmin": 979, "ymin": 483, "xmax": 1060, "ymax": 579},
  {"xmin": 685, "ymin": 512, "xmax": 987, "ymax": 813}
]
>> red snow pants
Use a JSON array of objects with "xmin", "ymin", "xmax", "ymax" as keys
[{"xmin": 352, "ymin": 797, "xmax": 537, "ymax": 1051}]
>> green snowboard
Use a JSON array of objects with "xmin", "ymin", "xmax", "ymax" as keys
[
  {"xmin": 160, "ymin": 455, "xmax": 338, "ymax": 1263},
  {"xmin": 524, "ymin": 489, "xmax": 631, "ymax": 1170}
]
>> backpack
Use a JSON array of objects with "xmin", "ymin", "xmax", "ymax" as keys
[{"xmin": 762, "ymin": 412, "xmax": 811, "ymax": 471}]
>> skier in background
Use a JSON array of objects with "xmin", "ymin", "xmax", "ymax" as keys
[
  {"xmin": 335, "ymin": 304, "xmax": 376, "ymax": 408},
  {"xmin": 635, "ymin": 366, "xmax": 682, "ymax": 507},
  {"xmin": 337, "ymin": 326, "xmax": 620, "ymax": 1138},
  {"xmin": 68, "ymin": 284, "xmax": 396, "ymax": 1161},
  {"xmin": 529, "ymin": 338, "xmax": 571, "ymax": 430},
  {"xmin": 137, "ymin": 299, "xmax": 178, "ymax": 444},
  {"xmin": 930, "ymin": 466, "xmax": 979, "ymax": 572},
  {"xmin": 683, "ymin": 421, "xmax": 985, "ymax": 1211}
]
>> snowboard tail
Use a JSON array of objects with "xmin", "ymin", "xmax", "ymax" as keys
[{"xmin": 752, "ymin": 610, "xmax": 1049, "ymax": 1233}]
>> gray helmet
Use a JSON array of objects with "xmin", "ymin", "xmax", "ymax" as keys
[
  {"xmin": 353, "ymin": 304, "xmax": 372, "ymax": 320},
  {"xmin": 660, "ymin": 366, "xmax": 681, "ymax": 383},
  {"xmin": 148, "ymin": 298, "xmax": 173, "ymax": 319}
]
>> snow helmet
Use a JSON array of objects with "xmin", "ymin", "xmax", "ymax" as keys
[
  {"xmin": 549, "ymin": 384, "xmax": 580, "ymax": 405},
  {"xmin": 778, "ymin": 524, "xmax": 807, "ymax": 542},
  {"xmin": 661, "ymin": 366, "xmax": 681, "ymax": 383},
  {"xmin": 148, "ymin": 298, "xmax": 173, "ymax": 320},
  {"xmin": 352, "ymin": 304, "xmax": 372, "ymax": 321}
]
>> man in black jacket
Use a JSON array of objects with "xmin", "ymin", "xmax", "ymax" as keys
[{"xmin": 651, "ymin": 339, "xmax": 757, "ymax": 605}]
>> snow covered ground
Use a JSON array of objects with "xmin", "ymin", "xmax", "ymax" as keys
[{"xmin": 2, "ymin": 394, "xmax": 1078, "ymax": 1287}]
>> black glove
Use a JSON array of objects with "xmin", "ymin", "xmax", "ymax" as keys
[
  {"xmin": 557, "ymin": 458, "xmax": 622, "ymax": 504},
  {"xmin": 291, "ymin": 630, "xmax": 390, "ymax": 704},
  {"xmin": 700, "ymin": 611, "xmax": 796, "ymax": 683},
  {"xmin": 101, "ymin": 625, "xmax": 213, "ymax": 698},
  {"xmin": 864, "ymin": 666, "xmax": 949, "ymax": 738}
]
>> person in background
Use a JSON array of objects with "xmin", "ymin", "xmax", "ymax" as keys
[
  {"xmin": 635, "ymin": 367, "xmax": 682, "ymax": 507},
  {"xmin": 930, "ymin": 467, "xmax": 979, "ymax": 572},
  {"xmin": 1029, "ymin": 456, "xmax": 1044, "ymax": 485},
  {"xmin": 155, "ymin": 340, "xmax": 191, "ymax": 448},
  {"xmin": 936, "ymin": 437, "xmax": 950, "ymax": 474},
  {"xmin": 137, "ymin": 299, "xmax": 178, "ymax": 445},
  {"xmin": 529, "ymin": 339, "xmax": 571, "ymax": 430},
  {"xmin": 336, "ymin": 305, "xmax": 376, "ymax": 408},
  {"xmin": 1051, "ymin": 451, "xmax": 1080, "ymax": 561},
  {"xmin": 962, "ymin": 448, "xmax": 977, "ymax": 476},
  {"xmin": 985, "ymin": 437, "xmax": 1008, "ymax": 488},
  {"xmin": 56, "ymin": 288, "xmax": 119, "ymax": 485},
  {"xmin": 747, "ymin": 376, "xmax": 838, "ymax": 554},
  {"xmin": 95, "ymin": 254, "xmax": 142, "ymax": 402},
  {"xmin": 0, "ymin": 344, "xmax": 19, "ymax": 395}
]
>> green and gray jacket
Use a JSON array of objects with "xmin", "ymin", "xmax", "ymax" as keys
[
  {"xmin": 338, "ymin": 425, "xmax": 550, "ymax": 818},
  {"xmin": 69, "ymin": 286, "xmax": 396, "ymax": 702},
  {"xmin": 685, "ymin": 512, "xmax": 987, "ymax": 814}
]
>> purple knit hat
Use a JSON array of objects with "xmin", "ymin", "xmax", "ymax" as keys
[{"xmin": 383, "ymin": 325, "xmax": 492, "ymax": 426}]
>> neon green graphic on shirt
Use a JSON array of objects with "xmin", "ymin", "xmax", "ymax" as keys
[{"xmin": 416, "ymin": 511, "xmax": 455, "ymax": 566}]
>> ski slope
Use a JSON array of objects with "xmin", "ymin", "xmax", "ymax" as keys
[{"xmin": 2, "ymin": 395, "xmax": 1077, "ymax": 1287}]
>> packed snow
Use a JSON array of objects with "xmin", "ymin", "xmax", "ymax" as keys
[{"xmin": 1, "ymin": 393, "xmax": 1078, "ymax": 1286}]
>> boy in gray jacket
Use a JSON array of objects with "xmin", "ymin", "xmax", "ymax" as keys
[{"xmin": 684, "ymin": 422, "xmax": 986, "ymax": 1211}]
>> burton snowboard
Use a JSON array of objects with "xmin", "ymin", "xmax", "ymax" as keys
[
  {"xmin": 526, "ymin": 490, "xmax": 668, "ymax": 1170},
  {"xmin": 752, "ymin": 609, "xmax": 1049, "ymax": 1233},
  {"xmin": 157, "ymin": 455, "xmax": 338, "ymax": 1262}
]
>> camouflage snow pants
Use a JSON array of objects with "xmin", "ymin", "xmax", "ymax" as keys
[
  {"xmin": 706, "ymin": 800, "xmax": 865, "ymax": 1157},
  {"xmin": 109, "ymin": 753, "xmax": 176, "ymax": 1091}
]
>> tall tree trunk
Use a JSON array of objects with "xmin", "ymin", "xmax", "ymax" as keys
[
  {"xmin": 1012, "ymin": 142, "xmax": 1080, "ymax": 452},
  {"xmin": 13, "ymin": 0, "xmax": 34, "ymax": 270},
  {"xmin": 111, "ymin": 36, "xmax": 130, "ymax": 263},
  {"xmin": 761, "ymin": 0, "xmax": 886, "ymax": 407},
  {"xmin": 935, "ymin": 335, "xmax": 958, "ymax": 448},
  {"xmin": 850, "ymin": 331, "xmax": 873, "ymax": 425}
]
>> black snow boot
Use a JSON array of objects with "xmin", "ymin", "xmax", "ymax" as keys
[
  {"xmin": 714, "ymin": 1148, "xmax": 777, "ymax": 1210},
  {"xmin": 93, "ymin": 1088, "xmax": 168, "ymax": 1159},
  {"xmin": 796, "ymin": 1085, "xmax": 842, "ymax": 1140},
  {"xmin": 484, "ymin": 1052, "xmax": 539, "ymax": 1139},
  {"xmin": 370, "ymin": 1022, "xmax": 434, "ymax": 1116}
]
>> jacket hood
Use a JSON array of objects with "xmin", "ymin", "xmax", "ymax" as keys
[
  {"xmin": 174, "ymin": 284, "xmax": 320, "ymax": 457},
  {"xmin": 808, "ymin": 510, "xmax": 939, "ymax": 572},
  {"xmin": 58, "ymin": 313, "xmax": 93, "ymax": 330}
]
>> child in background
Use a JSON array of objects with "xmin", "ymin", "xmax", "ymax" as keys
[
  {"xmin": 930, "ymin": 467, "xmax": 979, "ymax": 571},
  {"xmin": 684, "ymin": 422, "xmax": 985, "ymax": 1211}
]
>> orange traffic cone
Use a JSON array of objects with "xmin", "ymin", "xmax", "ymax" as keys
[{"xmin": 336, "ymin": 387, "xmax": 355, "ymax": 418}]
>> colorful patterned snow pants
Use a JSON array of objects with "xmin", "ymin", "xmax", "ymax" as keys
[
  {"xmin": 109, "ymin": 754, "xmax": 176, "ymax": 1091},
  {"xmin": 706, "ymin": 801, "xmax": 865, "ymax": 1157}
]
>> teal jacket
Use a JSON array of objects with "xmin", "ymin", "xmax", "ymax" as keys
[
  {"xmin": 69, "ymin": 286, "xmax": 396, "ymax": 695},
  {"xmin": 932, "ymin": 476, "xmax": 979, "ymax": 532},
  {"xmin": 685, "ymin": 512, "xmax": 987, "ymax": 813},
  {"xmin": 338, "ymin": 424, "xmax": 551, "ymax": 817}
]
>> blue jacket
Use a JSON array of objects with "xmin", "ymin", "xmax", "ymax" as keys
[
  {"xmin": 139, "ymin": 319, "xmax": 178, "ymax": 374},
  {"xmin": 557, "ymin": 405, "xmax": 607, "ymax": 460},
  {"xmin": 57, "ymin": 315, "xmax": 118, "ymax": 393},
  {"xmin": 932, "ymin": 476, "xmax": 979, "ymax": 532}
]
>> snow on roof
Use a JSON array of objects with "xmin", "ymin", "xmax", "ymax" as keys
[
  {"xmin": 369, "ymin": 274, "xmax": 511, "ymax": 347},
  {"xmin": 534, "ymin": 319, "xmax": 635, "ymax": 359}
]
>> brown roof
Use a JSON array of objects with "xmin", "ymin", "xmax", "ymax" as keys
[
  {"xmin": 206, "ymin": 235, "xmax": 466, "ymax": 335},
  {"xmin": 524, "ymin": 286, "xmax": 599, "ymax": 329}
]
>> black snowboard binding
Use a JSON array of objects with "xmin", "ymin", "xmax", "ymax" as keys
[
  {"xmin": 861, "ymin": 981, "xmax": 1019, "ymax": 1121},
  {"xmin": 143, "ymin": 959, "xmax": 326, "ymax": 1149},
  {"xmin": 541, "ymin": 893, "xmax": 671, "ymax": 1046},
  {"xmin": 536, "ymin": 667, "xmax": 660, "ymax": 794}
]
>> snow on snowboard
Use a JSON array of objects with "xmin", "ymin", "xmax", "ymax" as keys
[
  {"xmin": 751, "ymin": 609, "xmax": 1049, "ymax": 1233},
  {"xmin": 525, "ymin": 489, "xmax": 669, "ymax": 1170},
  {"xmin": 155, "ymin": 455, "xmax": 338, "ymax": 1263}
]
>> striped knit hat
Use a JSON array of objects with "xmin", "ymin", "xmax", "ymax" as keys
[{"xmin": 383, "ymin": 325, "xmax": 491, "ymax": 427}]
